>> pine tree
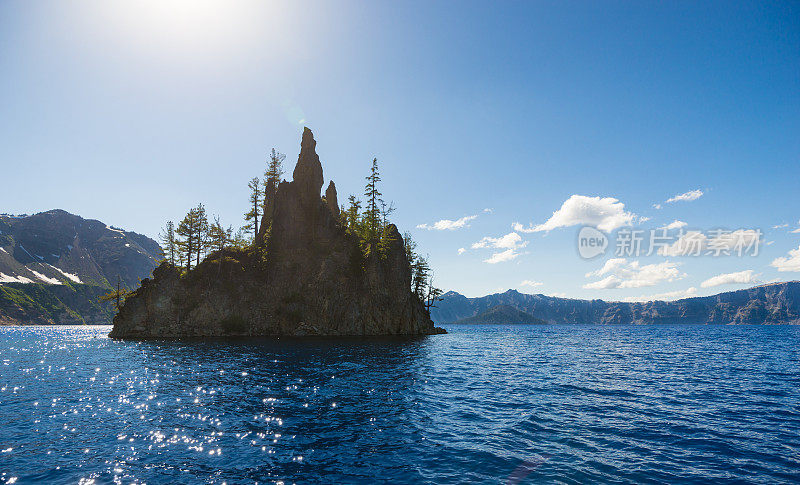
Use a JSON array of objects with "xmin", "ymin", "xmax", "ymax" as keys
[
  {"xmin": 176, "ymin": 210, "xmax": 197, "ymax": 271},
  {"xmin": 424, "ymin": 272, "xmax": 443, "ymax": 314},
  {"xmin": 195, "ymin": 204, "xmax": 209, "ymax": 266},
  {"xmin": 363, "ymin": 158, "xmax": 383, "ymax": 242},
  {"xmin": 244, "ymin": 177, "xmax": 262, "ymax": 237},
  {"xmin": 100, "ymin": 275, "xmax": 130, "ymax": 311},
  {"xmin": 264, "ymin": 148, "xmax": 285, "ymax": 194},
  {"xmin": 412, "ymin": 255, "xmax": 430, "ymax": 299},
  {"xmin": 403, "ymin": 231, "xmax": 418, "ymax": 267},
  {"xmin": 377, "ymin": 200, "xmax": 396, "ymax": 256},
  {"xmin": 230, "ymin": 227, "xmax": 250, "ymax": 249},
  {"xmin": 345, "ymin": 195, "xmax": 362, "ymax": 236},
  {"xmin": 208, "ymin": 216, "xmax": 231, "ymax": 252},
  {"xmin": 159, "ymin": 221, "xmax": 177, "ymax": 265},
  {"xmin": 175, "ymin": 204, "xmax": 208, "ymax": 271},
  {"xmin": 261, "ymin": 149, "xmax": 285, "ymax": 231}
]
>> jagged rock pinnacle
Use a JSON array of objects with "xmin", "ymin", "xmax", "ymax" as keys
[
  {"xmin": 325, "ymin": 181, "xmax": 339, "ymax": 218},
  {"xmin": 292, "ymin": 127, "xmax": 324, "ymax": 203}
]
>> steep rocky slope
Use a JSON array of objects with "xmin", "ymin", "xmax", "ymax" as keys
[
  {"xmin": 433, "ymin": 283, "xmax": 800, "ymax": 325},
  {"xmin": 110, "ymin": 128, "xmax": 445, "ymax": 338},
  {"xmin": 453, "ymin": 304, "xmax": 547, "ymax": 324},
  {"xmin": 0, "ymin": 210, "xmax": 162, "ymax": 324}
]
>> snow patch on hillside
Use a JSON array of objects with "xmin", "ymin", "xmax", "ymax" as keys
[
  {"xmin": 29, "ymin": 270, "xmax": 62, "ymax": 285},
  {"xmin": 0, "ymin": 273, "xmax": 34, "ymax": 284},
  {"xmin": 50, "ymin": 265, "xmax": 82, "ymax": 284}
]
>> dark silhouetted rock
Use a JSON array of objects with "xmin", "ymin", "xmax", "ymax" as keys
[
  {"xmin": 110, "ymin": 128, "xmax": 445, "ymax": 338},
  {"xmin": 325, "ymin": 181, "xmax": 339, "ymax": 219}
]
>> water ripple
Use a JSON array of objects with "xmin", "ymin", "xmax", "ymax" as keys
[{"xmin": 0, "ymin": 324, "xmax": 798, "ymax": 483}]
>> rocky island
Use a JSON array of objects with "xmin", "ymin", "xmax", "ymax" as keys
[{"xmin": 110, "ymin": 128, "xmax": 445, "ymax": 338}]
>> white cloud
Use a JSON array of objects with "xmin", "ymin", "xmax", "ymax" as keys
[
  {"xmin": 548, "ymin": 292, "xmax": 568, "ymax": 298},
  {"xmin": 700, "ymin": 270, "xmax": 758, "ymax": 288},
  {"xmin": 471, "ymin": 232, "xmax": 529, "ymax": 264},
  {"xmin": 771, "ymin": 245, "xmax": 800, "ymax": 272},
  {"xmin": 653, "ymin": 203, "xmax": 662, "ymax": 210},
  {"xmin": 661, "ymin": 220, "xmax": 688, "ymax": 230},
  {"xmin": 513, "ymin": 195, "xmax": 636, "ymax": 233},
  {"xmin": 417, "ymin": 214, "xmax": 478, "ymax": 230},
  {"xmin": 583, "ymin": 258, "xmax": 685, "ymax": 289},
  {"xmin": 482, "ymin": 208, "xmax": 493, "ymax": 213},
  {"xmin": 484, "ymin": 248, "xmax": 522, "ymax": 264},
  {"xmin": 457, "ymin": 247, "xmax": 466, "ymax": 255},
  {"xmin": 665, "ymin": 189, "xmax": 704, "ymax": 204},
  {"xmin": 773, "ymin": 219, "xmax": 800, "ymax": 232},
  {"xmin": 520, "ymin": 280, "xmax": 543, "ymax": 288},
  {"xmin": 622, "ymin": 287, "xmax": 698, "ymax": 302},
  {"xmin": 472, "ymin": 232, "xmax": 527, "ymax": 250},
  {"xmin": 658, "ymin": 229, "xmax": 761, "ymax": 257}
]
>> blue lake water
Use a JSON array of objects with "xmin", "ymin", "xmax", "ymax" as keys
[{"xmin": 1, "ymin": 324, "xmax": 799, "ymax": 484}]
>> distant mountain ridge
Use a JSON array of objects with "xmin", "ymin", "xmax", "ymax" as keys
[
  {"xmin": 433, "ymin": 282, "xmax": 800, "ymax": 325},
  {"xmin": 0, "ymin": 210, "xmax": 161, "ymax": 324},
  {"xmin": 454, "ymin": 304, "xmax": 547, "ymax": 325}
]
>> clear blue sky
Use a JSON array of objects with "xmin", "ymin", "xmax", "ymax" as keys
[{"xmin": 2, "ymin": 1, "xmax": 798, "ymax": 299}]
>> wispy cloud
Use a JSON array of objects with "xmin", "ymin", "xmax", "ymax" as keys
[
  {"xmin": 665, "ymin": 189, "xmax": 704, "ymax": 204},
  {"xmin": 661, "ymin": 220, "xmax": 688, "ymax": 230},
  {"xmin": 417, "ymin": 214, "xmax": 477, "ymax": 231},
  {"xmin": 484, "ymin": 248, "xmax": 522, "ymax": 264},
  {"xmin": 457, "ymin": 247, "xmax": 467, "ymax": 255},
  {"xmin": 583, "ymin": 258, "xmax": 685, "ymax": 289},
  {"xmin": 700, "ymin": 270, "xmax": 758, "ymax": 288},
  {"xmin": 472, "ymin": 232, "xmax": 527, "ymax": 250},
  {"xmin": 771, "ymin": 245, "xmax": 800, "ymax": 272},
  {"xmin": 520, "ymin": 280, "xmax": 543, "ymax": 288},
  {"xmin": 513, "ymin": 195, "xmax": 636, "ymax": 233},
  {"xmin": 622, "ymin": 287, "xmax": 698, "ymax": 302}
]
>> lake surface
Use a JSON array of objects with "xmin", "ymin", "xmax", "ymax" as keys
[{"xmin": 1, "ymin": 324, "xmax": 799, "ymax": 484}]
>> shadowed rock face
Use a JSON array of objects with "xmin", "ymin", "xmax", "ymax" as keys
[{"xmin": 110, "ymin": 129, "xmax": 445, "ymax": 338}]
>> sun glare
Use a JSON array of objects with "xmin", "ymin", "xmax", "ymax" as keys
[{"xmin": 92, "ymin": 0, "xmax": 284, "ymax": 63}]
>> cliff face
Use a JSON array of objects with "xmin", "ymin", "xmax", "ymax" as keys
[
  {"xmin": 110, "ymin": 128, "xmax": 445, "ymax": 338},
  {"xmin": 433, "ymin": 283, "xmax": 800, "ymax": 325}
]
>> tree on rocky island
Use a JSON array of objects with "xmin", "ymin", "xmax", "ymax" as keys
[
  {"xmin": 100, "ymin": 275, "xmax": 131, "ymax": 311},
  {"xmin": 363, "ymin": 158, "xmax": 383, "ymax": 243},
  {"xmin": 175, "ymin": 204, "xmax": 208, "ymax": 271},
  {"xmin": 159, "ymin": 220, "xmax": 177, "ymax": 266},
  {"xmin": 244, "ymin": 177, "xmax": 262, "ymax": 237},
  {"xmin": 208, "ymin": 216, "xmax": 233, "ymax": 253},
  {"xmin": 257, "ymin": 148, "xmax": 286, "ymax": 244}
]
